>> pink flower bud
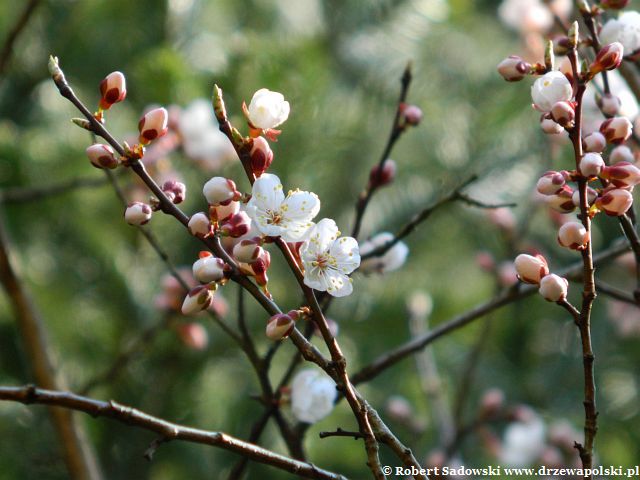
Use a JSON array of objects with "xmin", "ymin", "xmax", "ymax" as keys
[
  {"xmin": 540, "ymin": 115, "xmax": 564, "ymax": 134},
  {"xmin": 177, "ymin": 323, "xmax": 209, "ymax": 350},
  {"xmin": 250, "ymin": 249, "xmax": 271, "ymax": 287},
  {"xmin": 265, "ymin": 313, "xmax": 295, "ymax": 340},
  {"xmin": 558, "ymin": 221, "xmax": 589, "ymax": 250},
  {"xmin": 249, "ymin": 136, "xmax": 273, "ymax": 177},
  {"xmin": 181, "ymin": 285, "xmax": 214, "ymax": 315},
  {"xmin": 219, "ymin": 211, "xmax": 251, "ymax": 238},
  {"xmin": 99, "ymin": 71, "xmax": 126, "ymax": 110},
  {"xmin": 476, "ymin": 251, "xmax": 496, "ymax": 272},
  {"xmin": 590, "ymin": 42, "xmax": 624, "ymax": 74},
  {"xmin": 124, "ymin": 202, "xmax": 152, "ymax": 225},
  {"xmin": 600, "ymin": 0, "xmax": 629, "ymax": 8},
  {"xmin": 600, "ymin": 116, "xmax": 633, "ymax": 144},
  {"xmin": 86, "ymin": 143, "xmax": 119, "ymax": 169},
  {"xmin": 550, "ymin": 101, "xmax": 575, "ymax": 127},
  {"xmin": 601, "ymin": 161, "xmax": 640, "ymax": 188},
  {"xmin": 202, "ymin": 177, "xmax": 240, "ymax": 205},
  {"xmin": 400, "ymin": 103, "xmax": 423, "ymax": 125},
  {"xmin": 610, "ymin": 145, "xmax": 634, "ymax": 164},
  {"xmin": 536, "ymin": 170, "xmax": 566, "ymax": 195},
  {"xmin": 595, "ymin": 188, "xmax": 634, "ymax": 215},
  {"xmin": 162, "ymin": 180, "xmax": 186, "ymax": 204},
  {"xmin": 579, "ymin": 152, "xmax": 605, "ymax": 177},
  {"xmin": 514, "ymin": 253, "xmax": 549, "ymax": 284},
  {"xmin": 209, "ymin": 201, "xmax": 240, "ymax": 223},
  {"xmin": 571, "ymin": 186, "xmax": 597, "ymax": 207},
  {"xmin": 597, "ymin": 93, "xmax": 621, "ymax": 116},
  {"xmin": 138, "ymin": 107, "xmax": 169, "ymax": 144},
  {"xmin": 192, "ymin": 252, "xmax": 226, "ymax": 283},
  {"xmin": 233, "ymin": 238, "xmax": 264, "ymax": 263},
  {"xmin": 538, "ymin": 274, "xmax": 568, "ymax": 302},
  {"xmin": 188, "ymin": 212, "xmax": 213, "ymax": 238},
  {"xmin": 583, "ymin": 132, "xmax": 607, "ymax": 153},
  {"xmin": 497, "ymin": 56, "xmax": 531, "ymax": 82},
  {"xmin": 546, "ymin": 186, "xmax": 576, "ymax": 213},
  {"xmin": 480, "ymin": 389, "xmax": 505, "ymax": 418},
  {"xmin": 369, "ymin": 159, "xmax": 397, "ymax": 188}
]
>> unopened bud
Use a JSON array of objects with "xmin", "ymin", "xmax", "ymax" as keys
[
  {"xmin": 219, "ymin": 211, "xmax": 251, "ymax": 238},
  {"xmin": 400, "ymin": 103, "xmax": 423, "ymax": 125},
  {"xmin": 233, "ymin": 238, "xmax": 264, "ymax": 263},
  {"xmin": 540, "ymin": 115, "xmax": 564, "ymax": 135},
  {"xmin": 369, "ymin": 159, "xmax": 397, "ymax": 188},
  {"xmin": 497, "ymin": 56, "xmax": 531, "ymax": 82},
  {"xmin": 138, "ymin": 107, "xmax": 169, "ymax": 144},
  {"xmin": 162, "ymin": 180, "xmax": 186, "ymax": 204},
  {"xmin": 265, "ymin": 313, "xmax": 296, "ymax": 340},
  {"xmin": 579, "ymin": 152, "xmax": 605, "ymax": 177},
  {"xmin": 514, "ymin": 253, "xmax": 549, "ymax": 284},
  {"xmin": 572, "ymin": 186, "xmax": 598, "ymax": 207},
  {"xmin": 601, "ymin": 161, "xmax": 640, "ymax": 188},
  {"xmin": 249, "ymin": 136, "xmax": 274, "ymax": 177},
  {"xmin": 598, "ymin": 93, "xmax": 621, "ymax": 117},
  {"xmin": 209, "ymin": 201, "xmax": 240, "ymax": 223},
  {"xmin": 583, "ymin": 132, "xmax": 607, "ymax": 153},
  {"xmin": 203, "ymin": 177, "xmax": 241, "ymax": 205},
  {"xmin": 595, "ymin": 188, "xmax": 634, "ymax": 215},
  {"xmin": 480, "ymin": 389, "xmax": 505, "ymax": 418},
  {"xmin": 86, "ymin": 143, "xmax": 119, "ymax": 169},
  {"xmin": 538, "ymin": 274, "xmax": 568, "ymax": 302},
  {"xmin": 551, "ymin": 101, "xmax": 575, "ymax": 127},
  {"xmin": 590, "ymin": 42, "xmax": 624, "ymax": 74},
  {"xmin": 188, "ymin": 212, "xmax": 213, "ymax": 238},
  {"xmin": 250, "ymin": 249, "xmax": 271, "ymax": 287},
  {"xmin": 181, "ymin": 285, "xmax": 214, "ymax": 315},
  {"xmin": 536, "ymin": 170, "xmax": 566, "ymax": 195},
  {"xmin": 600, "ymin": 116, "xmax": 633, "ymax": 144},
  {"xmin": 177, "ymin": 323, "xmax": 209, "ymax": 350},
  {"xmin": 124, "ymin": 202, "xmax": 152, "ymax": 225},
  {"xmin": 546, "ymin": 186, "xmax": 576, "ymax": 213},
  {"xmin": 99, "ymin": 71, "xmax": 127, "ymax": 110},
  {"xmin": 192, "ymin": 252, "xmax": 226, "ymax": 283},
  {"xmin": 609, "ymin": 145, "xmax": 634, "ymax": 164},
  {"xmin": 558, "ymin": 221, "xmax": 589, "ymax": 250}
]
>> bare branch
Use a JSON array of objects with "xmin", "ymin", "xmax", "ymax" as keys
[{"xmin": 0, "ymin": 0, "xmax": 42, "ymax": 78}]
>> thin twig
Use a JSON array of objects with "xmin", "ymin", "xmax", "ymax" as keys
[
  {"xmin": 0, "ymin": 385, "xmax": 346, "ymax": 480},
  {"xmin": 0, "ymin": 0, "xmax": 41, "ymax": 78},
  {"xmin": 0, "ymin": 174, "xmax": 113, "ymax": 204}
]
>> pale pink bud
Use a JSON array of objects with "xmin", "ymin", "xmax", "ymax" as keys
[
  {"xmin": 250, "ymin": 136, "xmax": 273, "ymax": 177},
  {"xmin": 600, "ymin": 116, "xmax": 633, "ymax": 144},
  {"xmin": 192, "ymin": 252, "xmax": 226, "ymax": 283},
  {"xmin": 86, "ymin": 143, "xmax": 119, "ymax": 169},
  {"xmin": 540, "ymin": 115, "xmax": 564, "ymax": 134},
  {"xmin": 209, "ymin": 201, "xmax": 240, "ymax": 223},
  {"xmin": 480, "ymin": 389, "xmax": 505, "ymax": 418},
  {"xmin": 597, "ymin": 93, "xmax": 621, "ymax": 116},
  {"xmin": 550, "ymin": 101, "xmax": 575, "ymax": 127},
  {"xmin": 219, "ymin": 211, "xmax": 251, "ymax": 238},
  {"xmin": 590, "ymin": 42, "xmax": 624, "ymax": 74},
  {"xmin": 250, "ymin": 249, "xmax": 271, "ymax": 287},
  {"xmin": 538, "ymin": 274, "xmax": 568, "ymax": 302},
  {"xmin": 595, "ymin": 188, "xmax": 634, "ymax": 215},
  {"xmin": 162, "ymin": 180, "xmax": 186, "ymax": 204},
  {"xmin": 558, "ymin": 221, "xmax": 589, "ymax": 250},
  {"xmin": 99, "ymin": 71, "xmax": 126, "ymax": 110},
  {"xmin": 188, "ymin": 212, "xmax": 213, "ymax": 238},
  {"xmin": 600, "ymin": 0, "xmax": 630, "ymax": 8},
  {"xmin": 498, "ymin": 261, "xmax": 518, "ymax": 286},
  {"xmin": 385, "ymin": 396, "xmax": 413, "ymax": 422},
  {"xmin": 497, "ymin": 56, "xmax": 531, "ymax": 82},
  {"xmin": 610, "ymin": 145, "xmax": 634, "ymax": 164},
  {"xmin": 486, "ymin": 208, "xmax": 517, "ymax": 231},
  {"xmin": 369, "ymin": 159, "xmax": 397, "ymax": 188},
  {"xmin": 177, "ymin": 323, "xmax": 209, "ymax": 350},
  {"xmin": 571, "ymin": 186, "xmax": 597, "ymax": 207},
  {"xmin": 514, "ymin": 253, "xmax": 549, "ymax": 284},
  {"xmin": 400, "ymin": 103, "xmax": 423, "ymax": 125},
  {"xmin": 124, "ymin": 202, "xmax": 152, "ymax": 225},
  {"xmin": 181, "ymin": 285, "xmax": 214, "ymax": 315},
  {"xmin": 536, "ymin": 170, "xmax": 566, "ymax": 195},
  {"xmin": 579, "ymin": 152, "xmax": 605, "ymax": 177},
  {"xmin": 233, "ymin": 238, "xmax": 264, "ymax": 263},
  {"xmin": 583, "ymin": 132, "xmax": 606, "ymax": 153},
  {"xmin": 546, "ymin": 186, "xmax": 576, "ymax": 213},
  {"xmin": 138, "ymin": 107, "xmax": 169, "ymax": 144},
  {"xmin": 265, "ymin": 313, "xmax": 295, "ymax": 340},
  {"xmin": 601, "ymin": 161, "xmax": 640, "ymax": 188},
  {"xmin": 202, "ymin": 177, "xmax": 240, "ymax": 205},
  {"xmin": 476, "ymin": 251, "xmax": 496, "ymax": 272}
]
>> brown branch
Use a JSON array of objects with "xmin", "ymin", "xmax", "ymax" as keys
[
  {"xmin": 0, "ymin": 385, "xmax": 346, "ymax": 480},
  {"xmin": 0, "ymin": 0, "xmax": 41, "ymax": 78},
  {"xmin": 0, "ymin": 216, "xmax": 103, "ymax": 479},
  {"xmin": 319, "ymin": 428, "xmax": 365, "ymax": 440},
  {"xmin": 352, "ymin": 62, "xmax": 413, "ymax": 239},
  {"xmin": 595, "ymin": 280, "xmax": 639, "ymax": 306}
]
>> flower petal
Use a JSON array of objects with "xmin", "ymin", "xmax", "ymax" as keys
[
  {"xmin": 249, "ymin": 173, "xmax": 285, "ymax": 212},
  {"xmin": 329, "ymin": 235, "xmax": 360, "ymax": 275}
]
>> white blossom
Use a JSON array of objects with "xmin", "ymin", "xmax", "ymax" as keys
[
  {"xmin": 600, "ymin": 11, "xmax": 640, "ymax": 57},
  {"xmin": 247, "ymin": 88, "xmax": 290, "ymax": 129},
  {"xmin": 531, "ymin": 72, "xmax": 573, "ymax": 112},
  {"xmin": 300, "ymin": 219, "xmax": 360, "ymax": 297},
  {"xmin": 359, "ymin": 232, "xmax": 409, "ymax": 274},
  {"xmin": 499, "ymin": 414, "xmax": 546, "ymax": 467},
  {"xmin": 246, "ymin": 173, "xmax": 319, "ymax": 242},
  {"xmin": 290, "ymin": 369, "xmax": 337, "ymax": 424},
  {"xmin": 178, "ymin": 99, "xmax": 234, "ymax": 165}
]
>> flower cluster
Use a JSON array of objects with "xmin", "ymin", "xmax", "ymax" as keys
[{"xmin": 514, "ymin": 253, "xmax": 568, "ymax": 302}]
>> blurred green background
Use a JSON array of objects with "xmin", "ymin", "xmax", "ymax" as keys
[{"xmin": 0, "ymin": 0, "xmax": 639, "ymax": 478}]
